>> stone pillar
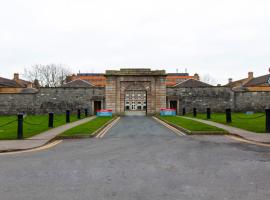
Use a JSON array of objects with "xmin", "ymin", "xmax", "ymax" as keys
[{"xmin": 105, "ymin": 76, "xmax": 117, "ymax": 113}]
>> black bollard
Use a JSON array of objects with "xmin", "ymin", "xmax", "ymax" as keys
[
  {"xmin": 207, "ymin": 108, "xmax": 211, "ymax": 119},
  {"xmin": 266, "ymin": 109, "xmax": 270, "ymax": 133},
  {"xmin": 182, "ymin": 107, "xmax": 186, "ymax": 116},
  {"xmin": 17, "ymin": 113, "xmax": 23, "ymax": 140},
  {"xmin": 48, "ymin": 112, "xmax": 54, "ymax": 128},
  {"xmin": 66, "ymin": 110, "xmax": 70, "ymax": 123},
  {"xmin": 77, "ymin": 109, "xmax": 81, "ymax": 119},
  {"xmin": 84, "ymin": 108, "xmax": 88, "ymax": 117},
  {"xmin": 226, "ymin": 108, "xmax": 232, "ymax": 123},
  {"xmin": 193, "ymin": 108, "xmax": 197, "ymax": 117}
]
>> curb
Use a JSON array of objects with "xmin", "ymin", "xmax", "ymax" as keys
[
  {"xmin": 226, "ymin": 133, "xmax": 270, "ymax": 145},
  {"xmin": 0, "ymin": 140, "xmax": 56, "ymax": 154},
  {"xmin": 55, "ymin": 116, "xmax": 118, "ymax": 140},
  {"xmin": 181, "ymin": 116, "xmax": 270, "ymax": 146},
  {"xmin": 157, "ymin": 116, "xmax": 270, "ymax": 146},
  {"xmin": 0, "ymin": 116, "xmax": 96, "ymax": 153},
  {"xmin": 156, "ymin": 116, "xmax": 228, "ymax": 135}
]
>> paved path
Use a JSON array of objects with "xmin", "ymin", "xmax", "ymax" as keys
[
  {"xmin": 0, "ymin": 116, "xmax": 95, "ymax": 151},
  {"xmin": 104, "ymin": 116, "xmax": 179, "ymax": 138},
  {"xmin": 0, "ymin": 116, "xmax": 270, "ymax": 200},
  {"xmin": 183, "ymin": 116, "xmax": 270, "ymax": 143}
]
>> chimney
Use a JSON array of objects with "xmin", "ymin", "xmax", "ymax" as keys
[
  {"xmin": 248, "ymin": 72, "xmax": 254, "ymax": 79},
  {"xmin": 14, "ymin": 73, "xmax": 19, "ymax": 80},
  {"xmin": 228, "ymin": 78, "xmax": 233, "ymax": 83},
  {"xmin": 194, "ymin": 73, "xmax": 200, "ymax": 80},
  {"xmin": 33, "ymin": 79, "xmax": 40, "ymax": 88}
]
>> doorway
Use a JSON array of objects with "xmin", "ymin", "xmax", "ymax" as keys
[
  {"xmin": 94, "ymin": 101, "xmax": 102, "ymax": 115},
  {"xmin": 170, "ymin": 100, "xmax": 178, "ymax": 113}
]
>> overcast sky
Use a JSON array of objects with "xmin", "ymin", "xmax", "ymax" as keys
[{"xmin": 1, "ymin": 0, "xmax": 270, "ymax": 84}]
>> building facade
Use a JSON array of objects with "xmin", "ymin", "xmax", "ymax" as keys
[{"xmin": 1, "ymin": 68, "xmax": 270, "ymax": 115}]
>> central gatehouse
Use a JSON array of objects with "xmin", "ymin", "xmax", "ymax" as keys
[{"xmin": 105, "ymin": 69, "xmax": 167, "ymax": 115}]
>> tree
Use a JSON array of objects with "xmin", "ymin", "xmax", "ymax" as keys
[
  {"xmin": 23, "ymin": 64, "xmax": 72, "ymax": 87},
  {"xmin": 202, "ymin": 74, "xmax": 218, "ymax": 86}
]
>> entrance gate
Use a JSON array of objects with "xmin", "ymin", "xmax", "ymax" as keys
[{"xmin": 124, "ymin": 90, "xmax": 147, "ymax": 116}]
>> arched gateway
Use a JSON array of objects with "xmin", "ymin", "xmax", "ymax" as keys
[{"xmin": 105, "ymin": 69, "xmax": 167, "ymax": 116}]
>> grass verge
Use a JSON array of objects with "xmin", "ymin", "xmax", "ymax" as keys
[
  {"xmin": 159, "ymin": 116, "xmax": 226, "ymax": 134},
  {"xmin": 60, "ymin": 117, "xmax": 114, "ymax": 138},
  {"xmin": 187, "ymin": 113, "xmax": 265, "ymax": 133},
  {"xmin": 0, "ymin": 114, "xmax": 86, "ymax": 140}
]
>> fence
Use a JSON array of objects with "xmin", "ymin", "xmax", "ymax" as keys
[
  {"xmin": 0, "ymin": 108, "xmax": 91, "ymax": 140},
  {"xmin": 180, "ymin": 107, "xmax": 269, "ymax": 133}
]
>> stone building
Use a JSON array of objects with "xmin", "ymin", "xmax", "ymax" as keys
[
  {"xmin": 225, "ymin": 72, "xmax": 254, "ymax": 89},
  {"xmin": 225, "ymin": 71, "xmax": 270, "ymax": 91},
  {"xmin": 0, "ymin": 73, "xmax": 37, "ymax": 94}
]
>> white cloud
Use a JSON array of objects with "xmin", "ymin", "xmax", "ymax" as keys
[{"xmin": 0, "ymin": 0, "xmax": 270, "ymax": 83}]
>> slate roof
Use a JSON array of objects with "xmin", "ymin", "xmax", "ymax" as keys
[
  {"xmin": 0, "ymin": 77, "xmax": 23, "ymax": 87},
  {"xmin": 77, "ymin": 73, "xmax": 105, "ymax": 76},
  {"xmin": 63, "ymin": 79, "xmax": 96, "ymax": 87},
  {"xmin": 167, "ymin": 73, "xmax": 189, "ymax": 76},
  {"xmin": 20, "ymin": 88, "xmax": 38, "ymax": 93},
  {"xmin": 15, "ymin": 79, "xmax": 32, "ymax": 87},
  {"xmin": 173, "ymin": 79, "xmax": 213, "ymax": 88},
  {"xmin": 244, "ymin": 74, "xmax": 270, "ymax": 87},
  {"xmin": 225, "ymin": 78, "xmax": 250, "ymax": 87}
]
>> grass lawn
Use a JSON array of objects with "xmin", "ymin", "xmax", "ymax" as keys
[
  {"xmin": 187, "ymin": 113, "xmax": 266, "ymax": 133},
  {"xmin": 0, "ymin": 114, "xmax": 86, "ymax": 140},
  {"xmin": 60, "ymin": 117, "xmax": 113, "ymax": 137},
  {"xmin": 159, "ymin": 116, "xmax": 224, "ymax": 132}
]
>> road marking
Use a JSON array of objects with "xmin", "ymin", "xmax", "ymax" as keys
[
  {"xmin": 153, "ymin": 117, "xmax": 186, "ymax": 136},
  {"xmin": 96, "ymin": 117, "xmax": 121, "ymax": 138},
  {"xmin": 97, "ymin": 117, "xmax": 121, "ymax": 138},
  {"xmin": 0, "ymin": 140, "xmax": 63, "ymax": 155},
  {"xmin": 226, "ymin": 135, "xmax": 270, "ymax": 147}
]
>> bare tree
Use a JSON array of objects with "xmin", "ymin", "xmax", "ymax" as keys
[
  {"xmin": 202, "ymin": 74, "xmax": 218, "ymax": 86},
  {"xmin": 23, "ymin": 64, "xmax": 72, "ymax": 87}
]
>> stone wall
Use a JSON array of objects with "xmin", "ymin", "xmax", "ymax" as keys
[
  {"xmin": 0, "ymin": 87, "xmax": 105, "ymax": 115},
  {"xmin": 166, "ymin": 87, "xmax": 234, "ymax": 113},
  {"xmin": 167, "ymin": 87, "xmax": 270, "ymax": 113},
  {"xmin": 0, "ymin": 93, "xmax": 36, "ymax": 115},
  {"xmin": 234, "ymin": 91, "xmax": 270, "ymax": 112},
  {"xmin": 1, "ymin": 85, "xmax": 270, "ymax": 115}
]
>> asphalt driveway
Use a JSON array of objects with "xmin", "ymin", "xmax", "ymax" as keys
[{"xmin": 0, "ymin": 116, "xmax": 270, "ymax": 200}]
